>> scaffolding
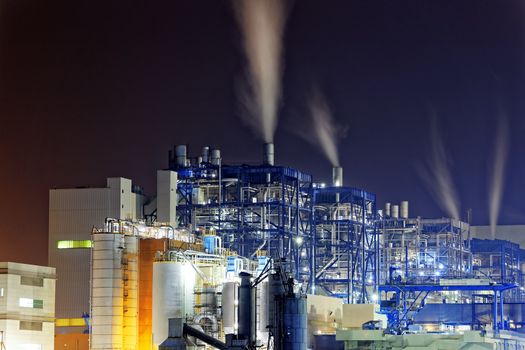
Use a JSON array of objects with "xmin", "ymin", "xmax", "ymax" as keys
[{"xmin": 312, "ymin": 186, "xmax": 378, "ymax": 303}]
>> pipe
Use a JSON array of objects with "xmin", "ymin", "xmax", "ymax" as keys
[
  {"xmin": 263, "ymin": 142, "xmax": 274, "ymax": 166},
  {"xmin": 183, "ymin": 324, "xmax": 227, "ymax": 350},
  {"xmin": 332, "ymin": 166, "xmax": 343, "ymax": 187}
]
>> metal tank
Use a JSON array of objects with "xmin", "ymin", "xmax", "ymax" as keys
[
  {"xmin": 256, "ymin": 281, "xmax": 269, "ymax": 346},
  {"xmin": 175, "ymin": 145, "xmax": 187, "ymax": 167},
  {"xmin": 391, "ymin": 205, "xmax": 399, "ymax": 219},
  {"xmin": 385, "ymin": 202, "xmax": 391, "ymax": 217},
  {"xmin": 400, "ymin": 201, "xmax": 409, "ymax": 219},
  {"xmin": 90, "ymin": 233, "xmax": 125, "ymax": 350},
  {"xmin": 282, "ymin": 295, "xmax": 307, "ymax": 350},
  {"xmin": 238, "ymin": 272, "xmax": 255, "ymax": 344},
  {"xmin": 221, "ymin": 281, "xmax": 239, "ymax": 335},
  {"xmin": 152, "ymin": 262, "xmax": 196, "ymax": 348},
  {"xmin": 210, "ymin": 149, "xmax": 221, "ymax": 166}
]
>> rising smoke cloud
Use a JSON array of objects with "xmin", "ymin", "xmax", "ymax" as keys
[
  {"xmin": 488, "ymin": 116, "xmax": 509, "ymax": 239},
  {"xmin": 418, "ymin": 118, "xmax": 460, "ymax": 220},
  {"xmin": 234, "ymin": 0, "xmax": 287, "ymax": 143},
  {"xmin": 307, "ymin": 89, "xmax": 345, "ymax": 167}
]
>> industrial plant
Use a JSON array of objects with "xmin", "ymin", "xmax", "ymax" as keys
[{"xmin": 45, "ymin": 144, "xmax": 525, "ymax": 350}]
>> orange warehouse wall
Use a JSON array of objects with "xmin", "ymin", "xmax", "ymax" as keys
[{"xmin": 139, "ymin": 238, "xmax": 166, "ymax": 350}]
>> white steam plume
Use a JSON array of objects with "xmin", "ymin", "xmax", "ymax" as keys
[
  {"xmin": 234, "ymin": 0, "xmax": 287, "ymax": 143},
  {"xmin": 418, "ymin": 118, "xmax": 460, "ymax": 220},
  {"xmin": 307, "ymin": 89, "xmax": 344, "ymax": 166},
  {"xmin": 488, "ymin": 116, "xmax": 509, "ymax": 239}
]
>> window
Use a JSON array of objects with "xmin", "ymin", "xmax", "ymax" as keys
[
  {"xmin": 19, "ymin": 321, "xmax": 43, "ymax": 331},
  {"xmin": 17, "ymin": 345, "xmax": 42, "ymax": 350},
  {"xmin": 56, "ymin": 240, "xmax": 92, "ymax": 249},
  {"xmin": 19, "ymin": 298, "xmax": 43, "ymax": 309},
  {"xmin": 20, "ymin": 276, "xmax": 44, "ymax": 287}
]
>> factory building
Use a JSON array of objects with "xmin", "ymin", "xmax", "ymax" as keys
[
  {"xmin": 49, "ymin": 145, "xmax": 525, "ymax": 350},
  {"xmin": 0, "ymin": 262, "xmax": 56, "ymax": 350},
  {"xmin": 48, "ymin": 177, "xmax": 146, "ymax": 338}
]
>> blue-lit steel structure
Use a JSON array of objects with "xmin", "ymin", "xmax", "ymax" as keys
[
  {"xmin": 471, "ymin": 238, "xmax": 525, "ymax": 302},
  {"xmin": 312, "ymin": 186, "xmax": 378, "ymax": 303},
  {"xmin": 171, "ymin": 151, "xmax": 313, "ymax": 282}
]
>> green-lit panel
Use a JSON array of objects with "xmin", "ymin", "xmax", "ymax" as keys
[{"xmin": 57, "ymin": 240, "xmax": 92, "ymax": 249}]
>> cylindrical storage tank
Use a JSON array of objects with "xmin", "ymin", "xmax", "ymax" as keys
[
  {"xmin": 332, "ymin": 166, "xmax": 343, "ymax": 187},
  {"xmin": 222, "ymin": 281, "xmax": 239, "ymax": 335},
  {"xmin": 90, "ymin": 233, "xmax": 125, "ymax": 350},
  {"xmin": 283, "ymin": 295, "xmax": 307, "ymax": 350},
  {"xmin": 256, "ymin": 281, "xmax": 269, "ymax": 346},
  {"xmin": 268, "ymin": 272, "xmax": 285, "ymax": 349},
  {"xmin": 152, "ymin": 262, "xmax": 196, "ymax": 348},
  {"xmin": 201, "ymin": 146, "xmax": 210, "ymax": 163},
  {"xmin": 238, "ymin": 272, "xmax": 255, "ymax": 343},
  {"xmin": 400, "ymin": 201, "xmax": 409, "ymax": 219},
  {"xmin": 263, "ymin": 143, "xmax": 274, "ymax": 166},
  {"xmin": 391, "ymin": 205, "xmax": 399, "ymax": 219},
  {"xmin": 384, "ymin": 203, "xmax": 391, "ymax": 217},
  {"xmin": 123, "ymin": 236, "xmax": 139, "ymax": 350},
  {"xmin": 175, "ymin": 145, "xmax": 187, "ymax": 167},
  {"xmin": 210, "ymin": 149, "xmax": 221, "ymax": 166}
]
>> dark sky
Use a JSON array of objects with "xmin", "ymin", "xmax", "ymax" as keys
[{"xmin": 1, "ymin": 0, "xmax": 525, "ymax": 265}]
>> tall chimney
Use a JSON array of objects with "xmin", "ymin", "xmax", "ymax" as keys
[
  {"xmin": 263, "ymin": 143, "xmax": 274, "ymax": 166},
  {"xmin": 332, "ymin": 166, "xmax": 343, "ymax": 187}
]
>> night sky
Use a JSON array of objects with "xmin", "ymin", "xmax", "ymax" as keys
[{"xmin": 1, "ymin": 1, "xmax": 525, "ymax": 265}]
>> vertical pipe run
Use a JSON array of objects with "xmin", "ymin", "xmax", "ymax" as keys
[{"xmin": 263, "ymin": 143, "xmax": 275, "ymax": 166}]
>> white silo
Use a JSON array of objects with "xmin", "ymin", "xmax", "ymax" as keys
[{"xmin": 152, "ymin": 262, "xmax": 196, "ymax": 348}]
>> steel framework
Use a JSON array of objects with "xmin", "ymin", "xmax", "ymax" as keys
[
  {"xmin": 174, "ymin": 162, "xmax": 313, "ymax": 282},
  {"xmin": 312, "ymin": 186, "xmax": 378, "ymax": 303}
]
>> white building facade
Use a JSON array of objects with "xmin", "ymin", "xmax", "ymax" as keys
[{"xmin": 0, "ymin": 262, "xmax": 56, "ymax": 350}]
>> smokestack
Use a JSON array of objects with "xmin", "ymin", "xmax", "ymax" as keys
[
  {"xmin": 391, "ymin": 205, "xmax": 399, "ymax": 219},
  {"xmin": 385, "ymin": 203, "xmax": 391, "ymax": 217},
  {"xmin": 332, "ymin": 166, "xmax": 343, "ymax": 187},
  {"xmin": 210, "ymin": 149, "xmax": 221, "ymax": 166},
  {"xmin": 175, "ymin": 145, "xmax": 187, "ymax": 168},
  {"xmin": 201, "ymin": 146, "xmax": 210, "ymax": 163},
  {"xmin": 263, "ymin": 143, "xmax": 275, "ymax": 166},
  {"xmin": 400, "ymin": 201, "xmax": 409, "ymax": 219}
]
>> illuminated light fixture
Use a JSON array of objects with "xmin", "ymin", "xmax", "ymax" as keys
[
  {"xmin": 438, "ymin": 263, "xmax": 444, "ymax": 269},
  {"xmin": 57, "ymin": 240, "xmax": 92, "ymax": 249},
  {"xmin": 371, "ymin": 294, "xmax": 378, "ymax": 302},
  {"xmin": 419, "ymin": 271, "xmax": 424, "ymax": 276},
  {"xmin": 295, "ymin": 237, "xmax": 303, "ymax": 245},
  {"xmin": 320, "ymin": 183, "xmax": 326, "ymax": 188}
]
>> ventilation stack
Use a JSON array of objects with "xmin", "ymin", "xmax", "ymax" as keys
[
  {"xmin": 263, "ymin": 143, "xmax": 275, "ymax": 166},
  {"xmin": 332, "ymin": 166, "xmax": 343, "ymax": 187}
]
